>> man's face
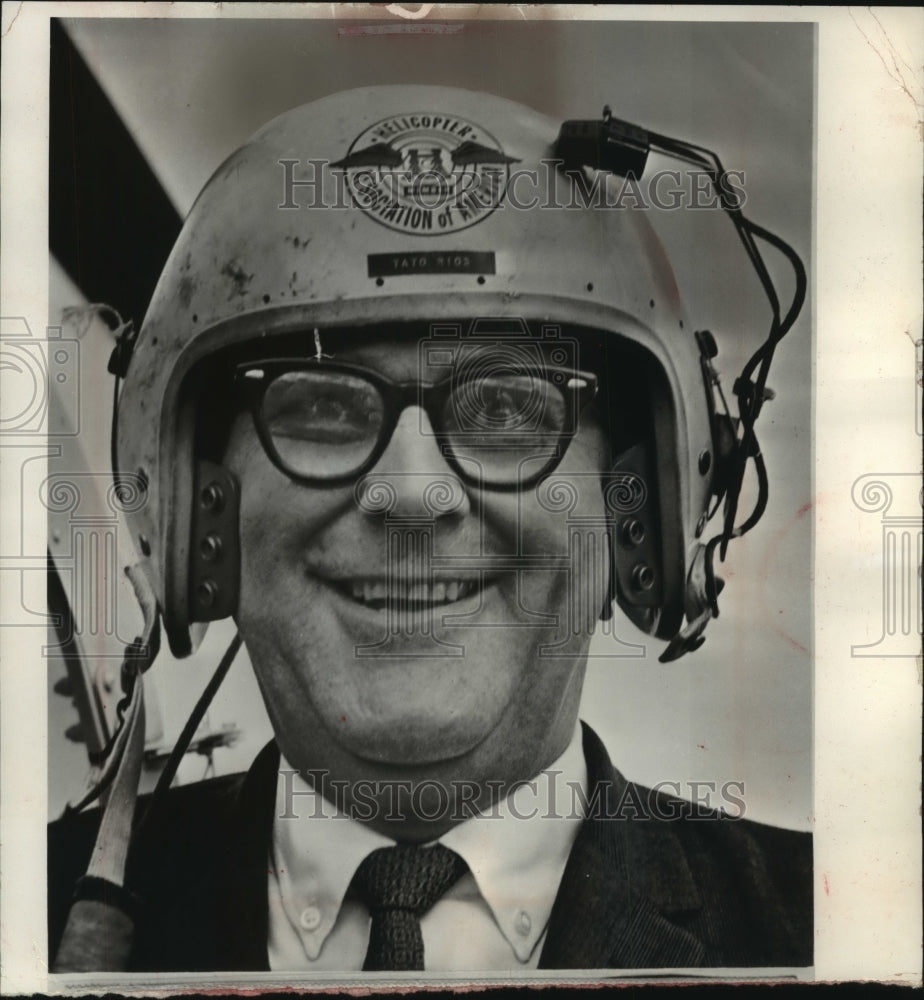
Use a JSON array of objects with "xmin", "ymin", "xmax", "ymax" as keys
[{"xmin": 225, "ymin": 330, "xmax": 611, "ymax": 782}]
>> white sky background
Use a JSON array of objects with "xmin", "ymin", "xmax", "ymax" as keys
[{"xmin": 1, "ymin": 2, "xmax": 921, "ymax": 989}]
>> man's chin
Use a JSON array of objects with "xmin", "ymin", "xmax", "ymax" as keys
[{"xmin": 327, "ymin": 709, "xmax": 496, "ymax": 768}]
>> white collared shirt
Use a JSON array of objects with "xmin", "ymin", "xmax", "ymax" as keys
[{"xmin": 267, "ymin": 725, "xmax": 587, "ymax": 971}]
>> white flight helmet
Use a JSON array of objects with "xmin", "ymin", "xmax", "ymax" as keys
[{"xmin": 115, "ymin": 85, "xmax": 749, "ymax": 660}]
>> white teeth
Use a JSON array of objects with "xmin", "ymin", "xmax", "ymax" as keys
[{"xmin": 343, "ymin": 579, "xmax": 479, "ymax": 606}]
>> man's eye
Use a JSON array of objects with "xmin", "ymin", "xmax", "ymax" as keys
[
  {"xmin": 264, "ymin": 373, "xmax": 382, "ymax": 443},
  {"xmin": 482, "ymin": 386, "xmax": 522, "ymax": 425},
  {"xmin": 307, "ymin": 394, "xmax": 351, "ymax": 424},
  {"xmin": 469, "ymin": 378, "xmax": 536, "ymax": 429},
  {"xmin": 445, "ymin": 375, "xmax": 567, "ymax": 437}
]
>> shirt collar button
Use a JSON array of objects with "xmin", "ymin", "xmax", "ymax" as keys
[
  {"xmin": 299, "ymin": 905, "xmax": 322, "ymax": 932},
  {"xmin": 515, "ymin": 909, "xmax": 532, "ymax": 936}
]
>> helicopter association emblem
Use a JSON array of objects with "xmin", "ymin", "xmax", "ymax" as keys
[{"xmin": 332, "ymin": 112, "xmax": 519, "ymax": 236}]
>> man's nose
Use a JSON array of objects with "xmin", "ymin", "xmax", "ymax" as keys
[{"xmin": 354, "ymin": 407, "xmax": 471, "ymax": 520}]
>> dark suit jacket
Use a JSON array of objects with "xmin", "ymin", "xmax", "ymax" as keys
[{"xmin": 48, "ymin": 724, "xmax": 813, "ymax": 971}]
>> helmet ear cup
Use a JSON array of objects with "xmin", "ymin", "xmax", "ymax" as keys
[
  {"xmin": 188, "ymin": 461, "xmax": 240, "ymax": 624},
  {"xmin": 607, "ymin": 443, "xmax": 664, "ymax": 633}
]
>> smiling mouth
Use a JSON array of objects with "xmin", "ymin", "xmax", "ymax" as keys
[{"xmin": 330, "ymin": 578, "xmax": 483, "ymax": 611}]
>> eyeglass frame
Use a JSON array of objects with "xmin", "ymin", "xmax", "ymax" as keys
[{"xmin": 233, "ymin": 357, "xmax": 600, "ymax": 491}]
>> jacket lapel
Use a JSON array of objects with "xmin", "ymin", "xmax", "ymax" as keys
[
  {"xmin": 213, "ymin": 739, "xmax": 281, "ymax": 971},
  {"xmin": 539, "ymin": 724, "xmax": 705, "ymax": 970}
]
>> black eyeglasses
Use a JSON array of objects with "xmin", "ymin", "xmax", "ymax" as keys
[{"xmin": 234, "ymin": 358, "xmax": 599, "ymax": 490}]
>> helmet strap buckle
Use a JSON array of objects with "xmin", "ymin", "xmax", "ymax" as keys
[{"xmin": 658, "ymin": 544, "xmax": 726, "ymax": 663}]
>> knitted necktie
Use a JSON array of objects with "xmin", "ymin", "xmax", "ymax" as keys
[{"xmin": 351, "ymin": 843, "xmax": 468, "ymax": 971}]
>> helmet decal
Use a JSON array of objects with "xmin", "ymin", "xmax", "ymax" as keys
[{"xmin": 332, "ymin": 112, "xmax": 519, "ymax": 235}]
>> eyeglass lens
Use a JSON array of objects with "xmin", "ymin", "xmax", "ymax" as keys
[
  {"xmin": 438, "ymin": 374, "xmax": 567, "ymax": 481},
  {"xmin": 261, "ymin": 368, "xmax": 573, "ymax": 483},
  {"xmin": 264, "ymin": 370, "xmax": 385, "ymax": 478}
]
